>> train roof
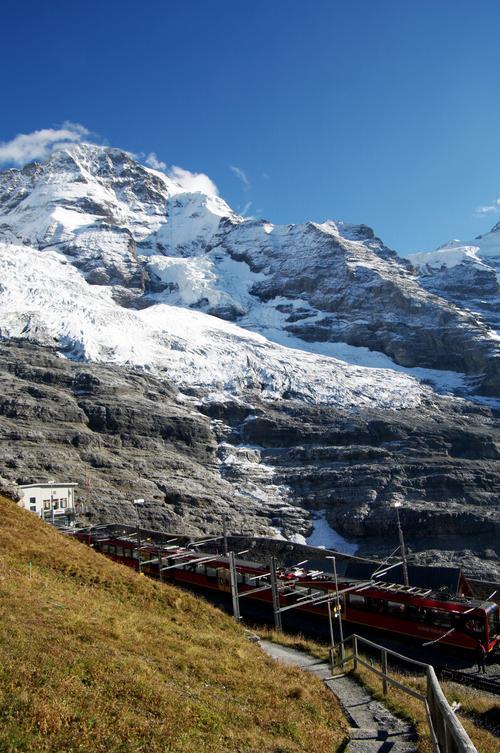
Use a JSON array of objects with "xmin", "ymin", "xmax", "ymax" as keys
[
  {"xmin": 280, "ymin": 556, "xmax": 471, "ymax": 598},
  {"xmin": 335, "ymin": 560, "xmax": 465, "ymax": 596}
]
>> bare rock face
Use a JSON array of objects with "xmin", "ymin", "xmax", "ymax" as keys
[
  {"xmin": 0, "ymin": 340, "xmax": 284, "ymax": 535},
  {"xmin": 214, "ymin": 220, "xmax": 500, "ymax": 394},
  {"xmin": 205, "ymin": 394, "xmax": 500, "ymax": 578},
  {"xmin": 0, "ymin": 340, "xmax": 499, "ymax": 578}
]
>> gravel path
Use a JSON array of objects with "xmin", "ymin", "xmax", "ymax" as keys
[{"xmin": 259, "ymin": 640, "xmax": 418, "ymax": 753}]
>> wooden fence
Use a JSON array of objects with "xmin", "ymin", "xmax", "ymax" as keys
[{"xmin": 336, "ymin": 634, "xmax": 478, "ymax": 753}]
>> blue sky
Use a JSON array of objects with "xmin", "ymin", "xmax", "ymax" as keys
[{"xmin": 2, "ymin": 0, "xmax": 500, "ymax": 253}]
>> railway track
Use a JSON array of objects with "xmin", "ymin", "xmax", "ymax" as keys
[{"xmin": 438, "ymin": 667, "xmax": 500, "ymax": 695}]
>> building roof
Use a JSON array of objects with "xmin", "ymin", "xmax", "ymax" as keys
[{"xmin": 19, "ymin": 482, "xmax": 78, "ymax": 489}]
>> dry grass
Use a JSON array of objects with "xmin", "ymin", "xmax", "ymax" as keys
[
  {"xmin": 0, "ymin": 496, "xmax": 348, "ymax": 753},
  {"xmin": 256, "ymin": 626, "xmax": 499, "ymax": 753},
  {"xmin": 255, "ymin": 627, "xmax": 331, "ymax": 663}
]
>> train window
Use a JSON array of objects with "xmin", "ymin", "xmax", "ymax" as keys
[
  {"xmin": 206, "ymin": 567, "xmax": 217, "ymax": 579},
  {"xmin": 101, "ymin": 544, "xmax": 109, "ymax": 553},
  {"xmin": 487, "ymin": 608, "xmax": 499, "ymax": 639},
  {"xmin": 386, "ymin": 601, "xmax": 406, "ymax": 618},
  {"xmin": 108, "ymin": 546, "xmax": 116, "ymax": 554},
  {"xmin": 465, "ymin": 618, "xmax": 484, "ymax": 636},
  {"xmin": 349, "ymin": 595, "xmax": 365, "ymax": 609},
  {"xmin": 116, "ymin": 547, "xmax": 124, "ymax": 557},
  {"xmin": 429, "ymin": 610, "xmax": 452, "ymax": 628},
  {"xmin": 132, "ymin": 550, "xmax": 139, "ymax": 559},
  {"xmin": 365, "ymin": 598, "xmax": 384, "ymax": 613}
]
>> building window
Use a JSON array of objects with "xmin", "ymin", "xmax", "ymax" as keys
[
  {"xmin": 43, "ymin": 500, "xmax": 51, "ymax": 510},
  {"xmin": 60, "ymin": 499, "xmax": 67, "ymax": 509},
  {"xmin": 30, "ymin": 505, "xmax": 37, "ymax": 512},
  {"xmin": 29, "ymin": 496, "xmax": 36, "ymax": 504}
]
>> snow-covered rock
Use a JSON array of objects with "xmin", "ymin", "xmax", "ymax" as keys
[
  {"xmin": 0, "ymin": 141, "xmax": 498, "ymax": 399},
  {"xmin": 0, "ymin": 241, "xmax": 429, "ymax": 410},
  {"xmin": 408, "ymin": 225, "xmax": 500, "ymax": 340}
]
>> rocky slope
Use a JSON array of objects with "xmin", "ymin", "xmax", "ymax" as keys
[
  {"xmin": 0, "ymin": 340, "xmax": 498, "ymax": 578},
  {"xmin": 0, "ymin": 142, "xmax": 499, "ymax": 577}
]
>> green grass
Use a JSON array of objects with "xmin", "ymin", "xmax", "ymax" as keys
[{"xmin": 0, "ymin": 496, "xmax": 348, "ymax": 753}]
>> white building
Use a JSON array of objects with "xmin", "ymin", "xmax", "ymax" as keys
[{"xmin": 18, "ymin": 482, "xmax": 78, "ymax": 522}]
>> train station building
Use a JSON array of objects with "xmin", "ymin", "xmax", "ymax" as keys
[{"xmin": 18, "ymin": 482, "xmax": 78, "ymax": 524}]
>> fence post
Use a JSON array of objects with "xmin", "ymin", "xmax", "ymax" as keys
[
  {"xmin": 382, "ymin": 648, "xmax": 388, "ymax": 695},
  {"xmin": 353, "ymin": 635, "xmax": 358, "ymax": 671},
  {"xmin": 327, "ymin": 600, "xmax": 335, "ymax": 671},
  {"xmin": 269, "ymin": 557, "xmax": 282, "ymax": 632}
]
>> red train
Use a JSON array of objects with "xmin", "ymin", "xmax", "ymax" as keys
[{"xmin": 72, "ymin": 529, "xmax": 499, "ymax": 655}]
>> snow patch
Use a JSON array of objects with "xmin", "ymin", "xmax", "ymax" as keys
[{"xmin": 306, "ymin": 511, "xmax": 358, "ymax": 555}]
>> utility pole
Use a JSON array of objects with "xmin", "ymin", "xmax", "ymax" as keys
[
  {"xmin": 394, "ymin": 502, "xmax": 409, "ymax": 587},
  {"xmin": 269, "ymin": 557, "xmax": 282, "ymax": 632},
  {"xmin": 158, "ymin": 548, "xmax": 163, "ymax": 583},
  {"xmin": 134, "ymin": 498, "xmax": 144, "ymax": 573},
  {"xmin": 228, "ymin": 551, "xmax": 241, "ymax": 622},
  {"xmin": 223, "ymin": 516, "xmax": 228, "ymax": 556}
]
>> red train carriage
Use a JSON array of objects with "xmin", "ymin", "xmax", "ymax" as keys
[
  {"xmin": 72, "ymin": 530, "xmax": 499, "ymax": 654},
  {"xmin": 295, "ymin": 576, "xmax": 499, "ymax": 653}
]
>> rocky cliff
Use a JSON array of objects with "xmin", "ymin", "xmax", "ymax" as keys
[{"xmin": 1, "ymin": 340, "xmax": 498, "ymax": 578}]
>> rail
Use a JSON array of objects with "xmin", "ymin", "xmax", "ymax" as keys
[
  {"xmin": 439, "ymin": 667, "xmax": 500, "ymax": 696},
  {"xmin": 335, "ymin": 634, "xmax": 478, "ymax": 753}
]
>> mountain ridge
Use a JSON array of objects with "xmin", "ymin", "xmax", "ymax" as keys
[{"xmin": 0, "ymin": 142, "xmax": 498, "ymax": 577}]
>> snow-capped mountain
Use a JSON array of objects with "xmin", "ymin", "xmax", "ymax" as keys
[
  {"xmin": 408, "ymin": 225, "xmax": 500, "ymax": 335},
  {"xmin": 0, "ymin": 142, "xmax": 498, "ymax": 399},
  {"xmin": 0, "ymin": 141, "xmax": 498, "ymax": 577}
]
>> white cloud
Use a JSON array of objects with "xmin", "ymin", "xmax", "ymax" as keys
[
  {"xmin": 240, "ymin": 201, "xmax": 253, "ymax": 216},
  {"xmin": 145, "ymin": 152, "xmax": 166, "ymax": 171},
  {"xmin": 0, "ymin": 122, "xmax": 89, "ymax": 165},
  {"xmin": 230, "ymin": 164, "xmax": 250, "ymax": 190},
  {"xmin": 168, "ymin": 165, "xmax": 218, "ymax": 196},
  {"xmin": 0, "ymin": 126, "xmax": 219, "ymax": 198},
  {"xmin": 474, "ymin": 198, "xmax": 500, "ymax": 216}
]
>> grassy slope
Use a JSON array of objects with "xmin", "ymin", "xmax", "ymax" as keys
[{"xmin": 0, "ymin": 496, "xmax": 347, "ymax": 753}]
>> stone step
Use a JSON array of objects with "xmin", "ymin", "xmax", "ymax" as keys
[
  {"xmin": 348, "ymin": 727, "xmax": 379, "ymax": 739},
  {"xmin": 348, "ymin": 726, "xmax": 417, "ymax": 743},
  {"xmin": 346, "ymin": 740, "xmax": 418, "ymax": 753}
]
